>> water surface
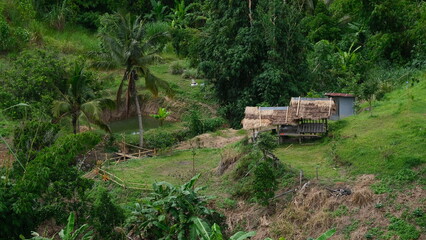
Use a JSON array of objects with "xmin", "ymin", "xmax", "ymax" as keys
[{"xmin": 109, "ymin": 115, "xmax": 169, "ymax": 134}]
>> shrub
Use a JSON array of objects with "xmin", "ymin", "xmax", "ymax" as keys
[
  {"xmin": 186, "ymin": 109, "xmax": 225, "ymax": 137},
  {"xmin": 13, "ymin": 121, "xmax": 59, "ymax": 171},
  {"xmin": 255, "ymin": 132, "xmax": 278, "ymax": 154},
  {"xmin": 181, "ymin": 68, "xmax": 200, "ymax": 79},
  {"xmin": 128, "ymin": 174, "xmax": 223, "ymax": 239},
  {"xmin": 89, "ymin": 187, "xmax": 125, "ymax": 239},
  {"xmin": 169, "ymin": 61, "xmax": 185, "ymax": 75},
  {"xmin": 0, "ymin": 17, "xmax": 29, "ymax": 52},
  {"xmin": 1, "ymin": 49, "xmax": 69, "ymax": 118},
  {"xmin": 0, "ymin": 132, "xmax": 102, "ymax": 239},
  {"xmin": 144, "ymin": 129, "xmax": 176, "ymax": 149},
  {"xmin": 253, "ymin": 160, "xmax": 278, "ymax": 205}
]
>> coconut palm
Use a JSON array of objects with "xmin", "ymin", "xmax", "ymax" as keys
[
  {"xmin": 98, "ymin": 13, "xmax": 172, "ymax": 147},
  {"xmin": 52, "ymin": 63, "xmax": 114, "ymax": 134}
]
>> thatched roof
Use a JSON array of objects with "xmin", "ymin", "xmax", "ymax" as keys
[
  {"xmin": 242, "ymin": 107, "xmax": 289, "ymax": 130},
  {"xmin": 242, "ymin": 98, "xmax": 336, "ymax": 130},
  {"xmin": 288, "ymin": 97, "xmax": 336, "ymax": 121}
]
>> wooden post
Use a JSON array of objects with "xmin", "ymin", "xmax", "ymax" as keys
[
  {"xmin": 328, "ymin": 97, "xmax": 332, "ymax": 116},
  {"xmin": 258, "ymin": 106, "xmax": 261, "ymax": 129},
  {"xmin": 296, "ymin": 96, "xmax": 301, "ymax": 116},
  {"xmin": 285, "ymin": 107, "xmax": 289, "ymax": 123},
  {"xmin": 316, "ymin": 166, "xmax": 319, "ymax": 180}
]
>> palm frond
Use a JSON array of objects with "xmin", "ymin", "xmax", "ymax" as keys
[
  {"xmin": 81, "ymin": 101, "xmax": 102, "ymax": 120},
  {"xmin": 52, "ymin": 100, "xmax": 71, "ymax": 118},
  {"xmin": 137, "ymin": 54, "xmax": 163, "ymax": 66},
  {"xmin": 98, "ymin": 98, "xmax": 116, "ymax": 110},
  {"xmin": 80, "ymin": 101, "xmax": 112, "ymax": 133},
  {"xmin": 141, "ymin": 67, "xmax": 174, "ymax": 97}
]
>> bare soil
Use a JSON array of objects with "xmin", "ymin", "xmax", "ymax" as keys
[
  {"xmin": 175, "ymin": 129, "xmax": 246, "ymax": 150},
  {"xmin": 222, "ymin": 175, "xmax": 426, "ymax": 240},
  {"xmin": 0, "ymin": 140, "xmax": 13, "ymax": 168}
]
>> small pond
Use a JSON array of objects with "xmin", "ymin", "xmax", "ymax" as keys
[{"xmin": 109, "ymin": 115, "xmax": 170, "ymax": 134}]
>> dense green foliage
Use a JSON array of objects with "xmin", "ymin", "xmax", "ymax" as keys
[
  {"xmin": 232, "ymin": 133, "xmax": 295, "ymax": 205},
  {"xmin": 128, "ymin": 174, "xmax": 223, "ymax": 239},
  {"xmin": 52, "ymin": 62, "xmax": 113, "ymax": 134},
  {"xmin": 186, "ymin": 109, "xmax": 225, "ymax": 136},
  {"xmin": 12, "ymin": 121, "xmax": 59, "ymax": 171},
  {"xmin": 191, "ymin": 0, "xmax": 426, "ymax": 126},
  {"xmin": 89, "ymin": 187, "xmax": 125, "ymax": 239},
  {"xmin": 0, "ymin": 132, "xmax": 101, "ymax": 239},
  {"xmin": 196, "ymin": 0, "xmax": 308, "ymax": 127},
  {"xmin": 0, "ymin": 50, "xmax": 68, "ymax": 118},
  {"xmin": 27, "ymin": 212, "xmax": 94, "ymax": 240}
]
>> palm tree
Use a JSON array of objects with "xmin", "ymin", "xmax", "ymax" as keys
[
  {"xmin": 53, "ymin": 63, "xmax": 114, "ymax": 134},
  {"xmin": 98, "ymin": 13, "xmax": 172, "ymax": 147}
]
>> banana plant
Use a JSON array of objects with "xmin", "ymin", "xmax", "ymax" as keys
[
  {"xmin": 170, "ymin": 0, "xmax": 200, "ymax": 28},
  {"xmin": 192, "ymin": 217, "xmax": 256, "ymax": 240},
  {"xmin": 150, "ymin": 107, "xmax": 171, "ymax": 126},
  {"xmin": 145, "ymin": 0, "xmax": 170, "ymax": 22},
  {"xmin": 24, "ymin": 212, "xmax": 93, "ymax": 240},
  {"xmin": 336, "ymin": 41, "xmax": 361, "ymax": 71},
  {"xmin": 307, "ymin": 228, "xmax": 336, "ymax": 240}
]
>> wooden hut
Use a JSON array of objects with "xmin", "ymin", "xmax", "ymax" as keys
[
  {"xmin": 242, "ymin": 97, "xmax": 336, "ymax": 137},
  {"xmin": 242, "ymin": 107, "xmax": 289, "ymax": 130}
]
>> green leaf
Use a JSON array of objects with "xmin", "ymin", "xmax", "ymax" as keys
[
  {"xmin": 210, "ymin": 224, "xmax": 223, "ymax": 240},
  {"xmin": 316, "ymin": 228, "xmax": 336, "ymax": 240},
  {"xmin": 63, "ymin": 212, "xmax": 76, "ymax": 238},
  {"xmin": 192, "ymin": 217, "xmax": 211, "ymax": 240},
  {"xmin": 230, "ymin": 231, "xmax": 257, "ymax": 240}
]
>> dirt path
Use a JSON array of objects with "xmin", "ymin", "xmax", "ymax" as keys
[
  {"xmin": 0, "ymin": 140, "xmax": 13, "ymax": 167},
  {"xmin": 176, "ymin": 129, "xmax": 247, "ymax": 150}
]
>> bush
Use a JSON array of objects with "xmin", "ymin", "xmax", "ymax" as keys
[
  {"xmin": 0, "ymin": 132, "xmax": 102, "ymax": 239},
  {"xmin": 89, "ymin": 187, "xmax": 125, "ymax": 239},
  {"xmin": 181, "ymin": 68, "xmax": 200, "ymax": 79},
  {"xmin": 1, "ymin": 49, "xmax": 69, "ymax": 118},
  {"xmin": 13, "ymin": 121, "xmax": 59, "ymax": 171},
  {"xmin": 253, "ymin": 160, "xmax": 278, "ymax": 205},
  {"xmin": 128, "ymin": 174, "xmax": 223, "ymax": 239},
  {"xmin": 171, "ymin": 27, "xmax": 200, "ymax": 58},
  {"xmin": 255, "ymin": 132, "xmax": 278, "ymax": 153},
  {"xmin": 0, "ymin": 17, "xmax": 29, "ymax": 52},
  {"xmin": 186, "ymin": 109, "xmax": 225, "ymax": 137},
  {"xmin": 169, "ymin": 61, "xmax": 185, "ymax": 75},
  {"xmin": 144, "ymin": 129, "xmax": 177, "ymax": 149}
]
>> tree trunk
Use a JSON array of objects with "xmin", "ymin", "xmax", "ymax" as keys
[
  {"xmin": 134, "ymin": 95, "xmax": 144, "ymax": 147},
  {"xmin": 72, "ymin": 113, "xmax": 78, "ymax": 134}
]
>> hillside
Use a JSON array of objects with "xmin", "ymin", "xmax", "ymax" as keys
[
  {"xmin": 1, "ymin": 1, "xmax": 426, "ymax": 239},
  {"xmin": 105, "ymin": 73, "xmax": 426, "ymax": 239}
]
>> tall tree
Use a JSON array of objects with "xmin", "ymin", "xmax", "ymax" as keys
[
  {"xmin": 197, "ymin": 0, "xmax": 309, "ymax": 127},
  {"xmin": 98, "ymin": 13, "xmax": 172, "ymax": 146},
  {"xmin": 52, "ymin": 63, "xmax": 113, "ymax": 134}
]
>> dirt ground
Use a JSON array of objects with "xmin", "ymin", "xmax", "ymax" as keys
[
  {"xmin": 0, "ymin": 140, "xmax": 13, "ymax": 168},
  {"xmin": 221, "ymin": 175, "xmax": 426, "ymax": 240},
  {"xmin": 175, "ymin": 129, "xmax": 247, "ymax": 150}
]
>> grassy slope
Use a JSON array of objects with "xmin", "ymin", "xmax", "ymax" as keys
[
  {"xmin": 336, "ymin": 75, "xmax": 426, "ymax": 176},
  {"xmin": 107, "ymin": 72, "xmax": 426, "ymax": 188},
  {"xmin": 275, "ymin": 71, "xmax": 426, "ymax": 181}
]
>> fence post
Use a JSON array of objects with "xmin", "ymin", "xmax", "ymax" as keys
[{"xmin": 316, "ymin": 166, "xmax": 319, "ymax": 180}]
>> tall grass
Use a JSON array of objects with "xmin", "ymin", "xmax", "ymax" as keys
[{"xmin": 43, "ymin": 24, "xmax": 100, "ymax": 54}]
